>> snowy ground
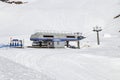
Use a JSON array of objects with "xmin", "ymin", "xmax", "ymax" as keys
[
  {"xmin": 0, "ymin": 31, "xmax": 120, "ymax": 80},
  {"xmin": 0, "ymin": 30, "xmax": 120, "ymax": 80},
  {"xmin": 0, "ymin": 56, "xmax": 54, "ymax": 80},
  {"xmin": 0, "ymin": 0, "xmax": 120, "ymax": 80},
  {"xmin": 0, "ymin": 39, "xmax": 120, "ymax": 80}
]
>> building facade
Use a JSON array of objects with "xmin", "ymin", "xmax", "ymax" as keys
[{"xmin": 30, "ymin": 32, "xmax": 85, "ymax": 48}]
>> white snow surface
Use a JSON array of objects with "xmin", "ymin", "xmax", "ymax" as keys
[
  {"xmin": 0, "ymin": 47, "xmax": 120, "ymax": 80},
  {"xmin": 0, "ymin": 0, "xmax": 120, "ymax": 80},
  {"xmin": 0, "ymin": 0, "xmax": 120, "ymax": 36},
  {"xmin": 0, "ymin": 56, "xmax": 54, "ymax": 80}
]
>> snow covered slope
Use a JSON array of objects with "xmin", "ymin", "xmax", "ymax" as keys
[
  {"xmin": 0, "ymin": 0, "xmax": 120, "ymax": 80},
  {"xmin": 0, "ymin": 0, "xmax": 119, "ymax": 36}
]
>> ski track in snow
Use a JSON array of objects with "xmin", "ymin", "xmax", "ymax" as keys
[{"xmin": 0, "ymin": 48, "xmax": 120, "ymax": 80}]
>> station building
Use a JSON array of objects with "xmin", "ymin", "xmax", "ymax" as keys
[{"xmin": 30, "ymin": 31, "xmax": 85, "ymax": 48}]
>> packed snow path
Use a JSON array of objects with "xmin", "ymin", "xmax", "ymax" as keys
[{"xmin": 0, "ymin": 48, "xmax": 120, "ymax": 80}]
